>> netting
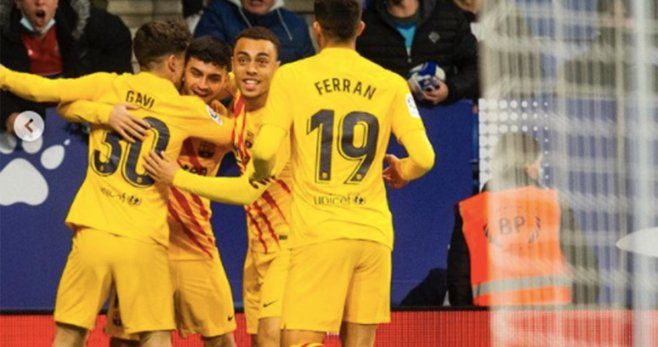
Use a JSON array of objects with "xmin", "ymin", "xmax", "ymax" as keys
[{"xmin": 476, "ymin": 0, "xmax": 657, "ymax": 345}]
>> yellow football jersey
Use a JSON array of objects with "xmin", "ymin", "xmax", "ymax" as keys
[
  {"xmin": 1, "ymin": 69, "xmax": 233, "ymax": 246},
  {"xmin": 232, "ymin": 94, "xmax": 292, "ymax": 253},
  {"xmin": 260, "ymin": 48, "xmax": 427, "ymax": 249},
  {"xmin": 168, "ymin": 101, "xmax": 233, "ymax": 260}
]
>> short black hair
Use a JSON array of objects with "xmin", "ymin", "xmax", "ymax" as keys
[
  {"xmin": 314, "ymin": 0, "xmax": 361, "ymax": 42},
  {"xmin": 133, "ymin": 18, "xmax": 191, "ymax": 70},
  {"xmin": 234, "ymin": 26, "xmax": 280, "ymax": 59},
  {"xmin": 185, "ymin": 36, "xmax": 232, "ymax": 71}
]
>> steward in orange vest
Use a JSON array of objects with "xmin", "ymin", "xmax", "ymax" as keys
[{"xmin": 447, "ymin": 133, "xmax": 599, "ymax": 306}]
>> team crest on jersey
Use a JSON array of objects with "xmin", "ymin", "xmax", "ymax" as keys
[
  {"xmin": 406, "ymin": 93, "xmax": 421, "ymax": 118},
  {"xmin": 206, "ymin": 105, "xmax": 223, "ymax": 125}
]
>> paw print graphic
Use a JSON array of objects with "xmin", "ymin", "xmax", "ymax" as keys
[{"xmin": 0, "ymin": 133, "xmax": 68, "ymax": 206}]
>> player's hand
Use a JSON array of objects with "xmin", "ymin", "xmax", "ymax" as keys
[
  {"xmin": 143, "ymin": 151, "xmax": 180, "ymax": 185},
  {"xmin": 108, "ymin": 103, "xmax": 150, "ymax": 143},
  {"xmin": 249, "ymin": 168, "xmax": 275, "ymax": 189},
  {"xmin": 383, "ymin": 154, "xmax": 409, "ymax": 189},
  {"xmin": 421, "ymin": 81, "xmax": 449, "ymax": 105},
  {"xmin": 248, "ymin": 175, "xmax": 274, "ymax": 189}
]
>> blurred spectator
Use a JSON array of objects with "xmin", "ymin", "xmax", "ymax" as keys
[
  {"xmin": 182, "ymin": 0, "xmax": 204, "ymax": 32},
  {"xmin": 453, "ymin": 0, "xmax": 481, "ymax": 23},
  {"xmin": 1, "ymin": 0, "xmax": 133, "ymax": 133},
  {"xmin": 447, "ymin": 133, "xmax": 600, "ymax": 306},
  {"xmin": 194, "ymin": 0, "xmax": 315, "ymax": 64},
  {"xmin": 90, "ymin": 0, "xmax": 107, "ymax": 9},
  {"xmin": 356, "ymin": 0, "xmax": 478, "ymax": 105}
]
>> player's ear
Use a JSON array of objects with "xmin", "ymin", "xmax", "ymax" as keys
[
  {"xmin": 355, "ymin": 20, "xmax": 365, "ymax": 38},
  {"xmin": 312, "ymin": 21, "xmax": 323, "ymax": 45},
  {"xmin": 166, "ymin": 53, "xmax": 183, "ymax": 72}
]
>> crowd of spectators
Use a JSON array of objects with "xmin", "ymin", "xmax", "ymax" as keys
[{"xmin": 1, "ymin": 0, "xmax": 132, "ymax": 133}]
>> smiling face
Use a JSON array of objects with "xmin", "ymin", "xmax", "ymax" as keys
[
  {"xmin": 232, "ymin": 37, "xmax": 279, "ymax": 109},
  {"xmin": 241, "ymin": 0, "xmax": 275, "ymax": 16},
  {"xmin": 15, "ymin": 0, "xmax": 59, "ymax": 33},
  {"xmin": 182, "ymin": 57, "xmax": 228, "ymax": 104}
]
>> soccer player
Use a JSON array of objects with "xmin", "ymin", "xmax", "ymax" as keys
[
  {"xmin": 143, "ymin": 27, "xmax": 292, "ymax": 347},
  {"xmin": 102, "ymin": 36, "xmax": 238, "ymax": 347},
  {"xmin": 249, "ymin": 0, "xmax": 435, "ymax": 346},
  {"xmin": 0, "ymin": 19, "xmax": 233, "ymax": 347}
]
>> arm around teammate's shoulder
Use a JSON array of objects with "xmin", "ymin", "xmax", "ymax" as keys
[
  {"xmin": 251, "ymin": 124, "xmax": 288, "ymax": 181},
  {"xmin": 0, "ymin": 66, "xmax": 115, "ymax": 103},
  {"xmin": 186, "ymin": 99, "xmax": 234, "ymax": 146}
]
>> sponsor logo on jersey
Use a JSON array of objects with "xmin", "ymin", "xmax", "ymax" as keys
[
  {"xmin": 206, "ymin": 105, "xmax": 223, "ymax": 125},
  {"xmin": 313, "ymin": 193, "xmax": 367, "ymax": 206},
  {"xmin": 99, "ymin": 187, "xmax": 142, "ymax": 206},
  {"xmin": 406, "ymin": 93, "xmax": 421, "ymax": 119}
]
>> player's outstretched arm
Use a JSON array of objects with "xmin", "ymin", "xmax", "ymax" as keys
[
  {"xmin": 251, "ymin": 124, "xmax": 288, "ymax": 181},
  {"xmin": 57, "ymin": 102, "xmax": 150, "ymax": 143},
  {"xmin": 143, "ymin": 151, "xmax": 268, "ymax": 205},
  {"xmin": 383, "ymin": 130, "xmax": 435, "ymax": 188},
  {"xmin": 0, "ymin": 65, "xmax": 113, "ymax": 103}
]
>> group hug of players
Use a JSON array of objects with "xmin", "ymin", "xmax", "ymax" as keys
[{"xmin": 0, "ymin": 0, "xmax": 435, "ymax": 346}]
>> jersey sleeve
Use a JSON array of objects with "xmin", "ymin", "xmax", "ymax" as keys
[
  {"xmin": 172, "ymin": 150, "xmax": 288, "ymax": 205},
  {"xmin": 56, "ymin": 100, "xmax": 113, "ymax": 124},
  {"xmin": 0, "ymin": 66, "xmax": 115, "ymax": 103},
  {"xmin": 173, "ymin": 169, "xmax": 266, "ymax": 205},
  {"xmin": 187, "ymin": 102, "xmax": 235, "ymax": 147},
  {"xmin": 389, "ymin": 76, "xmax": 427, "ymax": 143},
  {"xmin": 398, "ymin": 131, "xmax": 435, "ymax": 181},
  {"xmin": 260, "ymin": 68, "xmax": 293, "ymax": 133},
  {"xmin": 271, "ymin": 132, "xmax": 291, "ymax": 176},
  {"xmin": 389, "ymin": 76, "xmax": 435, "ymax": 181}
]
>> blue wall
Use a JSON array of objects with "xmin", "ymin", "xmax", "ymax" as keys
[{"xmin": 0, "ymin": 102, "xmax": 475, "ymax": 310}]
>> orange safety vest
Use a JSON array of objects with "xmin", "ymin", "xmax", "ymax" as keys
[{"xmin": 458, "ymin": 186, "xmax": 572, "ymax": 306}]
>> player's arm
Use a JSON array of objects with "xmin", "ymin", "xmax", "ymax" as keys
[
  {"xmin": 143, "ymin": 151, "xmax": 271, "ymax": 205},
  {"xmin": 187, "ymin": 100, "xmax": 235, "ymax": 147},
  {"xmin": 251, "ymin": 68, "xmax": 293, "ymax": 181},
  {"xmin": 57, "ymin": 101, "xmax": 150, "ymax": 143},
  {"xmin": 384, "ymin": 131, "xmax": 435, "ymax": 187},
  {"xmin": 0, "ymin": 65, "xmax": 113, "ymax": 103},
  {"xmin": 251, "ymin": 125, "xmax": 288, "ymax": 181},
  {"xmin": 384, "ymin": 79, "xmax": 436, "ymax": 188}
]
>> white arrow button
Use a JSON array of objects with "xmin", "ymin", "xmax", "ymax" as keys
[{"xmin": 14, "ymin": 111, "xmax": 45, "ymax": 142}]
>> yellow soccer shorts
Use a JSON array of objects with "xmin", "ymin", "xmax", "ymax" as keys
[
  {"xmin": 243, "ymin": 246, "xmax": 290, "ymax": 334},
  {"xmin": 106, "ymin": 249, "xmax": 236, "ymax": 339},
  {"xmin": 54, "ymin": 228, "xmax": 174, "ymax": 334},
  {"xmin": 281, "ymin": 239, "xmax": 391, "ymax": 333}
]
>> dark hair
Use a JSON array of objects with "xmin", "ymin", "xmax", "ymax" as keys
[
  {"xmin": 185, "ymin": 36, "xmax": 232, "ymax": 71},
  {"xmin": 133, "ymin": 18, "xmax": 191, "ymax": 70},
  {"xmin": 314, "ymin": 0, "xmax": 361, "ymax": 42},
  {"xmin": 234, "ymin": 26, "xmax": 281, "ymax": 58}
]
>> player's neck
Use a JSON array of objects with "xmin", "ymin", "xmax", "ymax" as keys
[
  {"xmin": 321, "ymin": 40, "xmax": 357, "ymax": 50},
  {"xmin": 142, "ymin": 64, "xmax": 176, "ymax": 85},
  {"xmin": 244, "ymin": 93, "xmax": 268, "ymax": 112}
]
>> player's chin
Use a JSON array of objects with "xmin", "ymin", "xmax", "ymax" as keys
[{"xmin": 240, "ymin": 89, "xmax": 261, "ymax": 99}]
